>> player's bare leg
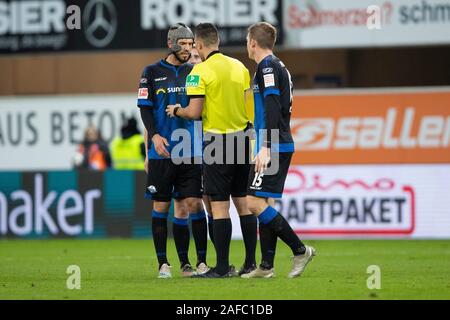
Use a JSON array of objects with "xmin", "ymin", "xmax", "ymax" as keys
[{"xmin": 202, "ymin": 195, "xmax": 215, "ymax": 246}]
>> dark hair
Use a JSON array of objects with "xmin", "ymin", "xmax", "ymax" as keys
[
  {"xmin": 194, "ymin": 23, "xmax": 219, "ymax": 47},
  {"xmin": 248, "ymin": 22, "xmax": 277, "ymax": 50}
]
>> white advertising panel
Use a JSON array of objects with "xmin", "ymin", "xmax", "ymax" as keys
[
  {"xmin": 283, "ymin": 0, "xmax": 450, "ymax": 48},
  {"xmin": 231, "ymin": 164, "xmax": 450, "ymax": 239},
  {"xmin": 0, "ymin": 94, "xmax": 140, "ymax": 170}
]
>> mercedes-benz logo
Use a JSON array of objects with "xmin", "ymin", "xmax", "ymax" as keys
[{"xmin": 83, "ymin": 0, "xmax": 117, "ymax": 48}]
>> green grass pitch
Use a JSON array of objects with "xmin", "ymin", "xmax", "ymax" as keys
[{"xmin": 1, "ymin": 239, "xmax": 449, "ymax": 300}]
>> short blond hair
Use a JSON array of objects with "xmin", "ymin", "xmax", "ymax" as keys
[{"xmin": 248, "ymin": 22, "xmax": 277, "ymax": 50}]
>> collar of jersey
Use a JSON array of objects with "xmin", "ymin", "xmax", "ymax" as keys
[
  {"xmin": 259, "ymin": 54, "xmax": 274, "ymax": 67},
  {"xmin": 206, "ymin": 50, "xmax": 221, "ymax": 60},
  {"xmin": 159, "ymin": 59, "xmax": 184, "ymax": 75}
]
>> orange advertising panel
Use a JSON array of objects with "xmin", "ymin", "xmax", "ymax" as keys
[{"xmin": 291, "ymin": 90, "xmax": 450, "ymax": 164}]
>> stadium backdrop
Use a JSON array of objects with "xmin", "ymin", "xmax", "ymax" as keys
[
  {"xmin": 1, "ymin": 88, "xmax": 450, "ymax": 239},
  {"xmin": 0, "ymin": 0, "xmax": 284, "ymax": 54}
]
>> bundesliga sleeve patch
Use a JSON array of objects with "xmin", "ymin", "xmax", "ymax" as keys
[
  {"xmin": 263, "ymin": 73, "xmax": 275, "ymax": 88},
  {"xmin": 138, "ymin": 88, "xmax": 148, "ymax": 99},
  {"xmin": 186, "ymin": 75, "xmax": 200, "ymax": 87}
]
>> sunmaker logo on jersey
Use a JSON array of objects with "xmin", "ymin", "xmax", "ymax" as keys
[
  {"xmin": 156, "ymin": 87, "xmax": 186, "ymax": 95},
  {"xmin": 275, "ymin": 166, "xmax": 416, "ymax": 235}
]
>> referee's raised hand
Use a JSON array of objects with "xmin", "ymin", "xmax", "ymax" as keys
[{"xmin": 151, "ymin": 134, "xmax": 170, "ymax": 158}]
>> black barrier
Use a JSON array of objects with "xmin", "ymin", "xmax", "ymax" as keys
[
  {"xmin": 0, "ymin": 170, "xmax": 162, "ymax": 238},
  {"xmin": 0, "ymin": 0, "xmax": 283, "ymax": 54}
]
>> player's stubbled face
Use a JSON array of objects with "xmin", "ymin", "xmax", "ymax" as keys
[
  {"xmin": 189, "ymin": 49, "xmax": 202, "ymax": 65},
  {"xmin": 177, "ymin": 39, "xmax": 194, "ymax": 62}
]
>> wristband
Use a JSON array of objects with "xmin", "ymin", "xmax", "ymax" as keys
[{"xmin": 173, "ymin": 106, "xmax": 180, "ymax": 117}]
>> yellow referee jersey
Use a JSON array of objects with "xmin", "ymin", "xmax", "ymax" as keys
[{"xmin": 186, "ymin": 51, "xmax": 251, "ymax": 134}]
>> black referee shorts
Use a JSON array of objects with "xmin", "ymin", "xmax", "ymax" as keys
[{"xmin": 202, "ymin": 129, "xmax": 252, "ymax": 202}]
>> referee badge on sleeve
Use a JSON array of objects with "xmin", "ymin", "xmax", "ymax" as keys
[{"xmin": 186, "ymin": 75, "xmax": 200, "ymax": 87}]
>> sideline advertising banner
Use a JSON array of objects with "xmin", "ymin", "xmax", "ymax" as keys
[
  {"xmin": 274, "ymin": 164, "xmax": 450, "ymax": 238},
  {"xmin": 1, "ymin": 88, "xmax": 449, "ymax": 238},
  {"xmin": 1, "ymin": 168, "xmax": 449, "ymax": 239},
  {"xmin": 290, "ymin": 88, "xmax": 450, "ymax": 165},
  {"xmin": 229, "ymin": 86, "xmax": 450, "ymax": 239},
  {"xmin": 0, "ymin": 0, "xmax": 283, "ymax": 53},
  {"xmin": 0, "ymin": 94, "xmax": 140, "ymax": 170},
  {"xmin": 283, "ymin": 0, "xmax": 450, "ymax": 48},
  {"xmin": 229, "ymin": 164, "xmax": 450, "ymax": 239},
  {"xmin": 0, "ymin": 170, "xmax": 151, "ymax": 239}
]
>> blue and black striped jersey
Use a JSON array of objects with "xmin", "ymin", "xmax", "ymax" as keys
[
  {"xmin": 137, "ymin": 59, "xmax": 202, "ymax": 160},
  {"xmin": 253, "ymin": 54, "xmax": 295, "ymax": 154}
]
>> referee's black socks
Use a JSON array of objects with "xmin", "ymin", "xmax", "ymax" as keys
[
  {"xmin": 213, "ymin": 218, "xmax": 232, "ymax": 275},
  {"xmin": 257, "ymin": 206, "xmax": 306, "ymax": 257},
  {"xmin": 239, "ymin": 214, "xmax": 257, "ymax": 268},
  {"xmin": 190, "ymin": 211, "xmax": 208, "ymax": 266},
  {"xmin": 151, "ymin": 210, "xmax": 169, "ymax": 268}
]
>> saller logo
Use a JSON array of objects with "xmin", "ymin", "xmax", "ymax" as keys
[
  {"xmin": 186, "ymin": 75, "xmax": 200, "ymax": 87},
  {"xmin": 292, "ymin": 108, "xmax": 450, "ymax": 150},
  {"xmin": 291, "ymin": 118, "xmax": 334, "ymax": 150}
]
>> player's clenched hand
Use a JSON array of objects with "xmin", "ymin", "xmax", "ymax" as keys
[
  {"xmin": 255, "ymin": 146, "xmax": 270, "ymax": 174},
  {"xmin": 166, "ymin": 104, "xmax": 180, "ymax": 118},
  {"xmin": 152, "ymin": 134, "xmax": 170, "ymax": 158}
]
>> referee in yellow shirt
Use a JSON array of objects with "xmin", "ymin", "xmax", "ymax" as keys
[{"xmin": 166, "ymin": 23, "xmax": 257, "ymax": 278}]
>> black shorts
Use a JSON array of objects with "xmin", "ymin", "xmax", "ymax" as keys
[
  {"xmin": 145, "ymin": 159, "xmax": 203, "ymax": 202},
  {"xmin": 203, "ymin": 130, "xmax": 252, "ymax": 201},
  {"xmin": 247, "ymin": 152, "xmax": 293, "ymax": 199},
  {"xmin": 203, "ymin": 163, "xmax": 250, "ymax": 201}
]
